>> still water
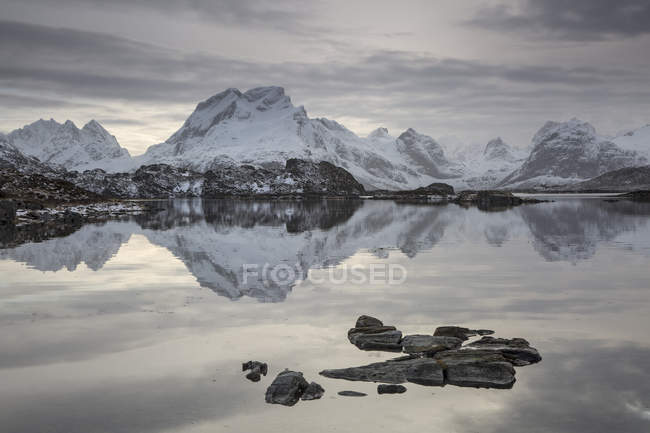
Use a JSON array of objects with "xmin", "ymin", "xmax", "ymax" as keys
[{"xmin": 1, "ymin": 198, "xmax": 649, "ymax": 432}]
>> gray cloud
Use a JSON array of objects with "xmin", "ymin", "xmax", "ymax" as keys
[
  {"xmin": 2, "ymin": 19, "xmax": 650, "ymax": 150},
  {"xmin": 470, "ymin": 0, "xmax": 650, "ymax": 40}
]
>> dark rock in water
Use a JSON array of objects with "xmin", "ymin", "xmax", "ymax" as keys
[
  {"xmin": 301, "ymin": 381, "xmax": 325, "ymax": 400},
  {"xmin": 433, "ymin": 326, "xmax": 476, "ymax": 341},
  {"xmin": 446, "ymin": 362, "xmax": 516, "ymax": 389},
  {"xmin": 434, "ymin": 349, "xmax": 516, "ymax": 388},
  {"xmin": 465, "ymin": 337, "xmax": 542, "ymax": 366},
  {"xmin": 348, "ymin": 316, "xmax": 403, "ymax": 352},
  {"xmin": 338, "ymin": 391, "xmax": 367, "ymax": 397},
  {"xmin": 476, "ymin": 329, "xmax": 495, "ymax": 336},
  {"xmin": 0, "ymin": 200, "xmax": 16, "ymax": 225},
  {"xmin": 401, "ymin": 335, "xmax": 462, "ymax": 354},
  {"xmin": 320, "ymin": 357, "xmax": 444, "ymax": 386},
  {"xmin": 377, "ymin": 384, "xmax": 407, "ymax": 394},
  {"xmin": 351, "ymin": 330, "xmax": 403, "ymax": 352},
  {"xmin": 242, "ymin": 360, "xmax": 268, "ymax": 382},
  {"xmin": 355, "ymin": 315, "xmax": 383, "ymax": 328},
  {"xmin": 434, "ymin": 349, "xmax": 508, "ymax": 366},
  {"xmin": 265, "ymin": 370, "xmax": 309, "ymax": 406}
]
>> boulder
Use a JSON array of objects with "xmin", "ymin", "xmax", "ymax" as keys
[
  {"xmin": 465, "ymin": 337, "xmax": 542, "ymax": 366},
  {"xmin": 242, "ymin": 360, "xmax": 268, "ymax": 382},
  {"xmin": 355, "ymin": 315, "xmax": 383, "ymax": 328},
  {"xmin": 401, "ymin": 335, "xmax": 462, "ymax": 354},
  {"xmin": 265, "ymin": 370, "xmax": 309, "ymax": 406},
  {"xmin": 348, "ymin": 316, "xmax": 403, "ymax": 352},
  {"xmin": 377, "ymin": 384, "xmax": 407, "ymax": 394},
  {"xmin": 301, "ymin": 382, "xmax": 325, "ymax": 400},
  {"xmin": 433, "ymin": 326, "xmax": 476, "ymax": 341}
]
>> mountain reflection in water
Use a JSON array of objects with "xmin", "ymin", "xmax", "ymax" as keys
[{"xmin": 1, "ymin": 198, "xmax": 650, "ymax": 302}]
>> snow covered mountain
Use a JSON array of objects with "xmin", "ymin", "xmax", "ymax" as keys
[
  {"xmin": 7, "ymin": 119, "xmax": 135, "ymax": 172},
  {"xmin": 612, "ymin": 124, "xmax": 650, "ymax": 159},
  {"xmin": 138, "ymin": 86, "xmax": 462, "ymax": 190},
  {"xmin": 452, "ymin": 137, "xmax": 527, "ymax": 188},
  {"xmin": 499, "ymin": 118, "xmax": 647, "ymax": 188},
  {"xmin": 0, "ymin": 134, "xmax": 57, "ymax": 175}
]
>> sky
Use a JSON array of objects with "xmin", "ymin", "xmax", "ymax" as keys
[{"xmin": 1, "ymin": 0, "xmax": 650, "ymax": 155}]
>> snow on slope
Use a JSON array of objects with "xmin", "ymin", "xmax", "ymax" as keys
[
  {"xmin": 499, "ymin": 118, "xmax": 647, "ymax": 189},
  {"xmin": 7, "ymin": 119, "xmax": 135, "ymax": 173},
  {"xmin": 138, "ymin": 87, "xmax": 463, "ymax": 190},
  {"xmin": 613, "ymin": 124, "xmax": 650, "ymax": 159},
  {"xmin": 447, "ymin": 137, "xmax": 527, "ymax": 188}
]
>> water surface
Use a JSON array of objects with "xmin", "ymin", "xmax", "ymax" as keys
[{"xmin": 1, "ymin": 198, "xmax": 649, "ymax": 432}]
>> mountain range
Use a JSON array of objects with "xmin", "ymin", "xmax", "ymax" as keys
[{"xmin": 1, "ymin": 86, "xmax": 648, "ymax": 191}]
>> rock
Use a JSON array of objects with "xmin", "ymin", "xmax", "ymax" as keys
[
  {"xmin": 476, "ymin": 329, "xmax": 495, "ymax": 336},
  {"xmin": 433, "ymin": 326, "xmax": 476, "ymax": 341},
  {"xmin": 320, "ymin": 357, "xmax": 444, "ymax": 386},
  {"xmin": 446, "ymin": 362, "xmax": 516, "ymax": 389},
  {"xmin": 465, "ymin": 337, "xmax": 542, "ymax": 366},
  {"xmin": 348, "ymin": 317, "xmax": 403, "ymax": 352},
  {"xmin": 401, "ymin": 335, "xmax": 462, "ymax": 354},
  {"xmin": 338, "ymin": 391, "xmax": 367, "ymax": 397},
  {"xmin": 377, "ymin": 384, "xmax": 407, "ymax": 394},
  {"xmin": 350, "ymin": 330, "xmax": 403, "ymax": 352},
  {"xmin": 0, "ymin": 200, "xmax": 16, "ymax": 225},
  {"xmin": 434, "ymin": 349, "xmax": 509, "ymax": 366},
  {"xmin": 242, "ymin": 360, "xmax": 268, "ymax": 382},
  {"xmin": 355, "ymin": 315, "xmax": 383, "ymax": 328},
  {"xmin": 301, "ymin": 381, "xmax": 325, "ymax": 400},
  {"xmin": 265, "ymin": 370, "xmax": 309, "ymax": 406}
]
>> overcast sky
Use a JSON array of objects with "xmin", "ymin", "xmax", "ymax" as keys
[{"xmin": 1, "ymin": 0, "xmax": 650, "ymax": 155}]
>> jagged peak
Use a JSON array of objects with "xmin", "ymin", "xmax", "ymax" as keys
[
  {"xmin": 398, "ymin": 128, "xmax": 438, "ymax": 145},
  {"xmin": 368, "ymin": 127, "xmax": 389, "ymax": 139}
]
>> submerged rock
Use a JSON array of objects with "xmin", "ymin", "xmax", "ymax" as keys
[
  {"xmin": 301, "ymin": 382, "xmax": 325, "ymax": 400},
  {"xmin": 401, "ymin": 335, "xmax": 462, "ymax": 354},
  {"xmin": 338, "ymin": 391, "xmax": 367, "ymax": 397},
  {"xmin": 242, "ymin": 360, "xmax": 268, "ymax": 382},
  {"xmin": 377, "ymin": 384, "xmax": 407, "ymax": 394},
  {"xmin": 320, "ymin": 357, "xmax": 444, "ymax": 386},
  {"xmin": 465, "ymin": 337, "xmax": 542, "ymax": 366},
  {"xmin": 265, "ymin": 370, "xmax": 309, "ymax": 406}
]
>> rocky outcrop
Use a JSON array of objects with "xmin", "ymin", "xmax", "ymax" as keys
[
  {"xmin": 1, "ymin": 167, "xmax": 102, "ymax": 203},
  {"xmin": 65, "ymin": 160, "xmax": 365, "ymax": 199},
  {"xmin": 265, "ymin": 370, "xmax": 310, "ymax": 406},
  {"xmin": 455, "ymin": 190, "xmax": 545, "ymax": 211},
  {"xmin": 322, "ymin": 316, "xmax": 541, "ymax": 390}
]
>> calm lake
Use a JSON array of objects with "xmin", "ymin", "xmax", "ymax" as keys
[{"xmin": 1, "ymin": 197, "xmax": 649, "ymax": 433}]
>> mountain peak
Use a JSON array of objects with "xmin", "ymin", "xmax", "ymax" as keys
[{"xmin": 368, "ymin": 127, "xmax": 389, "ymax": 139}]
